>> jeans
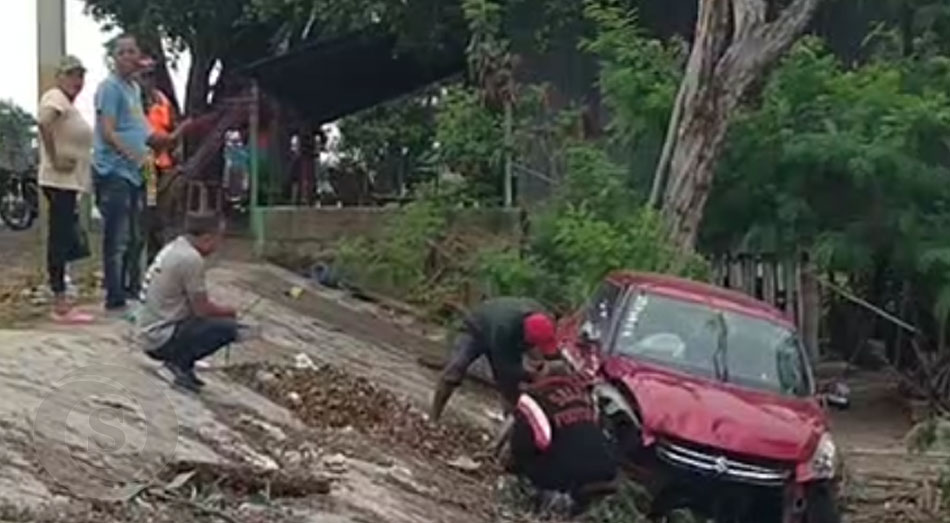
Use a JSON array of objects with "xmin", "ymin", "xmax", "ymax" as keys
[
  {"xmin": 95, "ymin": 175, "xmax": 143, "ymax": 308},
  {"xmin": 44, "ymin": 187, "xmax": 80, "ymax": 295},
  {"xmin": 151, "ymin": 317, "xmax": 239, "ymax": 371}
]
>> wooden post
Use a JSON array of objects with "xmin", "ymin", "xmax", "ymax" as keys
[
  {"xmin": 249, "ymin": 82, "xmax": 264, "ymax": 257},
  {"xmin": 799, "ymin": 251, "xmax": 821, "ymax": 360},
  {"xmin": 763, "ymin": 257, "xmax": 777, "ymax": 309},
  {"xmin": 729, "ymin": 256, "xmax": 744, "ymax": 294},
  {"xmin": 503, "ymin": 99, "xmax": 514, "ymax": 207},
  {"xmin": 36, "ymin": 0, "xmax": 66, "ymax": 270},
  {"xmin": 785, "ymin": 258, "xmax": 798, "ymax": 321}
]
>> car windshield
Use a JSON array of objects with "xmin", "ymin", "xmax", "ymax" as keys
[{"xmin": 613, "ymin": 292, "xmax": 813, "ymax": 397}]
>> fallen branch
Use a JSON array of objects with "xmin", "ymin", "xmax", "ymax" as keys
[{"xmin": 145, "ymin": 489, "xmax": 241, "ymax": 523}]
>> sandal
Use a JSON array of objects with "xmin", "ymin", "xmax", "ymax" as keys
[{"xmin": 51, "ymin": 308, "xmax": 95, "ymax": 325}]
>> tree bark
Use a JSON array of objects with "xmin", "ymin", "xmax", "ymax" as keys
[
  {"xmin": 659, "ymin": 0, "xmax": 822, "ymax": 252},
  {"xmin": 185, "ymin": 42, "xmax": 216, "ymax": 117}
]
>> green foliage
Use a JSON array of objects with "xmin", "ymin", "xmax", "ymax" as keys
[
  {"xmin": 248, "ymin": 0, "xmax": 465, "ymax": 55},
  {"xmin": 433, "ymin": 86, "xmax": 506, "ymax": 201},
  {"xmin": 83, "ymin": 0, "xmax": 252, "ymax": 55},
  {"xmin": 0, "ymin": 100, "xmax": 35, "ymax": 172},
  {"xmin": 478, "ymin": 144, "xmax": 707, "ymax": 312},
  {"xmin": 581, "ymin": 1, "xmax": 683, "ymax": 147},
  {"xmin": 579, "ymin": 479, "xmax": 651, "ymax": 523},
  {"xmin": 335, "ymin": 182, "xmax": 454, "ymax": 300},
  {"xmin": 338, "ymin": 91, "xmax": 440, "ymax": 192},
  {"xmin": 702, "ymin": 37, "xmax": 950, "ymax": 341}
]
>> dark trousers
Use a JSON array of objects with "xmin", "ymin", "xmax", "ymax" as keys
[
  {"xmin": 152, "ymin": 317, "xmax": 239, "ymax": 371},
  {"xmin": 95, "ymin": 176, "xmax": 143, "ymax": 308},
  {"xmin": 444, "ymin": 330, "xmax": 524, "ymax": 411},
  {"xmin": 44, "ymin": 187, "xmax": 79, "ymax": 295},
  {"xmin": 145, "ymin": 169, "xmax": 185, "ymax": 264}
]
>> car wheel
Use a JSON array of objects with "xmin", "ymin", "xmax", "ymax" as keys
[{"xmin": 804, "ymin": 482, "xmax": 840, "ymax": 523}]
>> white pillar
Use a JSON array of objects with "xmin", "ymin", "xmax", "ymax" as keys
[{"xmin": 36, "ymin": 0, "xmax": 67, "ymax": 264}]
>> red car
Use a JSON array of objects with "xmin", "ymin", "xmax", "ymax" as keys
[{"xmin": 560, "ymin": 271, "xmax": 842, "ymax": 523}]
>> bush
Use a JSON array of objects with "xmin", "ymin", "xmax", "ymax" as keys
[
  {"xmin": 477, "ymin": 144, "xmax": 707, "ymax": 314},
  {"xmin": 334, "ymin": 183, "xmax": 454, "ymax": 299},
  {"xmin": 333, "ymin": 142, "xmax": 707, "ymax": 320}
]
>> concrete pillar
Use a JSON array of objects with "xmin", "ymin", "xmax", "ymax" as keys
[{"xmin": 36, "ymin": 0, "xmax": 67, "ymax": 264}]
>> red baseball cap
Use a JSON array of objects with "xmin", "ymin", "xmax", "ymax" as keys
[{"xmin": 524, "ymin": 312, "xmax": 558, "ymax": 357}]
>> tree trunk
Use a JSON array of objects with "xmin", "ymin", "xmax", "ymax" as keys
[
  {"xmin": 185, "ymin": 43, "xmax": 216, "ymax": 117},
  {"xmin": 183, "ymin": 42, "xmax": 217, "ymax": 159},
  {"xmin": 136, "ymin": 33, "xmax": 181, "ymax": 115},
  {"xmin": 659, "ymin": 0, "xmax": 822, "ymax": 252}
]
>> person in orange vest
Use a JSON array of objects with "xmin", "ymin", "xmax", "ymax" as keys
[{"xmin": 137, "ymin": 57, "xmax": 191, "ymax": 263}]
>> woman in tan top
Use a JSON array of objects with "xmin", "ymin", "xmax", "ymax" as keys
[{"xmin": 37, "ymin": 55, "xmax": 95, "ymax": 324}]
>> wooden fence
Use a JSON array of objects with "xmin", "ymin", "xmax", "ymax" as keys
[{"xmin": 709, "ymin": 253, "xmax": 822, "ymax": 359}]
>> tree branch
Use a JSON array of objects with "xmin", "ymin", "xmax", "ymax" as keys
[
  {"xmin": 732, "ymin": 0, "xmax": 767, "ymax": 41},
  {"xmin": 758, "ymin": 0, "xmax": 822, "ymax": 63},
  {"xmin": 718, "ymin": 0, "xmax": 822, "ymax": 81}
]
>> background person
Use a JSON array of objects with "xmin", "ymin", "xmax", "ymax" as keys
[
  {"xmin": 36, "ymin": 55, "xmax": 95, "ymax": 324},
  {"xmin": 137, "ymin": 213, "xmax": 238, "ymax": 392},
  {"xmin": 137, "ymin": 57, "xmax": 191, "ymax": 263},
  {"xmin": 93, "ymin": 34, "xmax": 166, "ymax": 312},
  {"xmin": 430, "ymin": 297, "xmax": 558, "ymax": 421}
]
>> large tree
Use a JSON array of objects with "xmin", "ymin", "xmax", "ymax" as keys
[
  {"xmin": 652, "ymin": 0, "xmax": 824, "ymax": 252},
  {"xmin": 83, "ymin": 0, "xmax": 265, "ymax": 115},
  {"xmin": 0, "ymin": 100, "xmax": 35, "ymax": 172}
]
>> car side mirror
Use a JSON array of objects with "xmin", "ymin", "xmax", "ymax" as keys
[
  {"xmin": 580, "ymin": 321, "xmax": 601, "ymax": 349},
  {"xmin": 819, "ymin": 381, "xmax": 850, "ymax": 410}
]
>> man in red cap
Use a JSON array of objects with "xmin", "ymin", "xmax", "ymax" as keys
[{"xmin": 430, "ymin": 297, "xmax": 559, "ymax": 422}]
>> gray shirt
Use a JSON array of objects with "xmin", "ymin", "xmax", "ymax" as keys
[{"xmin": 137, "ymin": 236, "xmax": 207, "ymax": 350}]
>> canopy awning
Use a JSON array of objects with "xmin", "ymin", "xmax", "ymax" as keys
[{"xmin": 239, "ymin": 31, "xmax": 466, "ymax": 123}]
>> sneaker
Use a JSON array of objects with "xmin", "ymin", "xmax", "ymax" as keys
[
  {"xmin": 190, "ymin": 371, "xmax": 206, "ymax": 387},
  {"xmin": 173, "ymin": 371, "xmax": 203, "ymax": 393},
  {"xmin": 162, "ymin": 360, "xmax": 188, "ymax": 380},
  {"xmin": 145, "ymin": 348, "xmax": 168, "ymax": 362}
]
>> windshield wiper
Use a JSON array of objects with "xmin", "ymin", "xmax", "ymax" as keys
[{"xmin": 710, "ymin": 311, "xmax": 729, "ymax": 383}]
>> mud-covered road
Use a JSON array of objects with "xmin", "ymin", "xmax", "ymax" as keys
[{"xmin": 0, "ymin": 259, "xmax": 506, "ymax": 522}]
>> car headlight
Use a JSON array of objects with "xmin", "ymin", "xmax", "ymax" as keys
[{"xmin": 803, "ymin": 432, "xmax": 837, "ymax": 481}]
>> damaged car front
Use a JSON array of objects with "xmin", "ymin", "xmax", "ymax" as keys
[{"xmin": 561, "ymin": 273, "xmax": 842, "ymax": 523}]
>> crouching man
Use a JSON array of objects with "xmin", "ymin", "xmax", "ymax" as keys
[
  {"xmin": 137, "ymin": 213, "xmax": 238, "ymax": 392},
  {"xmin": 503, "ymin": 346, "xmax": 619, "ymax": 517}
]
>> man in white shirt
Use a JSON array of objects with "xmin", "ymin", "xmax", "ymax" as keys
[{"xmin": 137, "ymin": 213, "xmax": 237, "ymax": 392}]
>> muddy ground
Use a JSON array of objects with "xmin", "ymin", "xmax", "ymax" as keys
[{"xmin": 0, "ymin": 227, "xmax": 947, "ymax": 522}]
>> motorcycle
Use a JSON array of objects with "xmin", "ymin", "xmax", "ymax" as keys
[{"xmin": 0, "ymin": 168, "xmax": 39, "ymax": 231}]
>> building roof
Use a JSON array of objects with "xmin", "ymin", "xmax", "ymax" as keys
[{"xmin": 239, "ymin": 31, "xmax": 465, "ymax": 124}]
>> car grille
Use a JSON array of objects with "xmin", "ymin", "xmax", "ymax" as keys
[{"xmin": 656, "ymin": 439, "xmax": 792, "ymax": 487}]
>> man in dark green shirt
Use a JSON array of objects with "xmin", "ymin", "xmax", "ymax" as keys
[{"xmin": 430, "ymin": 297, "xmax": 558, "ymax": 421}]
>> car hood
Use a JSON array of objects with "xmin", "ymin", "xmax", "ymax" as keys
[{"xmin": 615, "ymin": 364, "xmax": 826, "ymax": 463}]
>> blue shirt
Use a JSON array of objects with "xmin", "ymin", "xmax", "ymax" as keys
[{"xmin": 92, "ymin": 74, "xmax": 150, "ymax": 186}]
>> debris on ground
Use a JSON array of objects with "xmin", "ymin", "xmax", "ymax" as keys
[{"xmin": 227, "ymin": 363, "xmax": 496, "ymax": 476}]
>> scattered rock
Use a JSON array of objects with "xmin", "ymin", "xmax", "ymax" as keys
[
  {"xmin": 322, "ymin": 454, "xmax": 348, "ymax": 475},
  {"xmin": 255, "ymin": 369, "xmax": 277, "ymax": 384},
  {"xmin": 446, "ymin": 456, "xmax": 481, "ymax": 472},
  {"xmin": 294, "ymin": 354, "xmax": 317, "ymax": 370},
  {"xmin": 287, "ymin": 391, "xmax": 302, "ymax": 405}
]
